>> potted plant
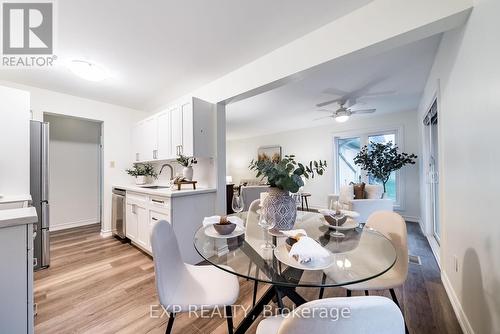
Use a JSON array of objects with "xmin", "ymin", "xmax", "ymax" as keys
[
  {"xmin": 126, "ymin": 163, "xmax": 158, "ymax": 185},
  {"xmin": 176, "ymin": 154, "xmax": 197, "ymax": 181},
  {"xmin": 353, "ymin": 141, "xmax": 417, "ymax": 198},
  {"xmin": 249, "ymin": 155, "xmax": 327, "ymax": 230}
]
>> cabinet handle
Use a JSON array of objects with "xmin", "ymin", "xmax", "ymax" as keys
[
  {"xmin": 153, "ymin": 149, "xmax": 158, "ymax": 159},
  {"xmin": 33, "ymin": 257, "xmax": 38, "ymax": 267},
  {"xmin": 152, "ymin": 217, "xmax": 158, "ymax": 221},
  {"xmin": 136, "ymin": 153, "xmax": 139, "ymax": 161},
  {"xmin": 179, "ymin": 145, "xmax": 183, "ymax": 155},
  {"xmin": 151, "ymin": 199, "xmax": 164, "ymax": 204}
]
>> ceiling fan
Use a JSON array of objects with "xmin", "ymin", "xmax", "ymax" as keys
[{"xmin": 315, "ymin": 101, "xmax": 376, "ymax": 123}]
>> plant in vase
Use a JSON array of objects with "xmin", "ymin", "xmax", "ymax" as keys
[
  {"xmin": 353, "ymin": 141, "xmax": 417, "ymax": 198},
  {"xmin": 176, "ymin": 154, "xmax": 197, "ymax": 181},
  {"xmin": 249, "ymin": 155, "xmax": 327, "ymax": 230},
  {"xmin": 125, "ymin": 163, "xmax": 157, "ymax": 185}
]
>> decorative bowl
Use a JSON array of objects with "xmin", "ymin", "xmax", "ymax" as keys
[
  {"xmin": 324, "ymin": 214, "xmax": 348, "ymax": 226},
  {"xmin": 213, "ymin": 223, "xmax": 237, "ymax": 235},
  {"xmin": 285, "ymin": 237, "xmax": 298, "ymax": 252}
]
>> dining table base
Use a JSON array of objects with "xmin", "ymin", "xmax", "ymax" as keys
[{"xmin": 234, "ymin": 283, "xmax": 308, "ymax": 334}]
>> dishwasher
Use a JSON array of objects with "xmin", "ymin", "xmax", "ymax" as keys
[{"xmin": 112, "ymin": 188, "xmax": 126, "ymax": 239}]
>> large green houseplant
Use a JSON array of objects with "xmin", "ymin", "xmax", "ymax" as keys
[
  {"xmin": 249, "ymin": 155, "xmax": 326, "ymax": 230},
  {"xmin": 353, "ymin": 141, "xmax": 417, "ymax": 196},
  {"xmin": 126, "ymin": 163, "xmax": 157, "ymax": 185}
]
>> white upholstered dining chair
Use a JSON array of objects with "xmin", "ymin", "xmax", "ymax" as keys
[
  {"xmin": 342, "ymin": 211, "xmax": 409, "ymax": 332},
  {"xmin": 151, "ymin": 220, "xmax": 240, "ymax": 334},
  {"xmin": 256, "ymin": 296, "xmax": 405, "ymax": 334}
]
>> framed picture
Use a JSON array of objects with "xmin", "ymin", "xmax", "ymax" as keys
[{"xmin": 257, "ymin": 145, "xmax": 282, "ymax": 162}]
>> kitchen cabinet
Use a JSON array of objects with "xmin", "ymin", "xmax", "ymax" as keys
[
  {"xmin": 156, "ymin": 110, "xmax": 172, "ymax": 160},
  {"xmin": 123, "ymin": 189, "xmax": 215, "ymax": 263},
  {"xmin": 130, "ymin": 97, "xmax": 214, "ymax": 162}
]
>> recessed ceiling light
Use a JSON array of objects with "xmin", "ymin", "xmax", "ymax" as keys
[{"xmin": 69, "ymin": 60, "xmax": 109, "ymax": 82}]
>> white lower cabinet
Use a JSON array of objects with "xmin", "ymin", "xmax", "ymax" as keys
[{"xmin": 124, "ymin": 190, "xmax": 215, "ymax": 263}]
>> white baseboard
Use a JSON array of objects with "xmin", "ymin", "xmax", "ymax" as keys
[
  {"xmin": 426, "ymin": 234, "xmax": 441, "ymax": 268},
  {"xmin": 442, "ymin": 272, "xmax": 475, "ymax": 334},
  {"xmin": 100, "ymin": 229, "xmax": 113, "ymax": 238},
  {"xmin": 51, "ymin": 219, "xmax": 99, "ymax": 231}
]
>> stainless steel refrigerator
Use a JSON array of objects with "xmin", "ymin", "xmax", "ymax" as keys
[{"xmin": 30, "ymin": 120, "xmax": 50, "ymax": 270}]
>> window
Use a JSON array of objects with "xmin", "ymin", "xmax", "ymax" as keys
[{"xmin": 334, "ymin": 128, "xmax": 402, "ymax": 208}]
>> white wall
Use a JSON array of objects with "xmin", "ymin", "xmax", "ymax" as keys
[
  {"xmin": 0, "ymin": 81, "xmax": 146, "ymax": 234},
  {"xmin": 0, "ymin": 86, "xmax": 30, "ymax": 196},
  {"xmin": 227, "ymin": 110, "xmax": 421, "ymax": 220},
  {"xmin": 417, "ymin": 0, "xmax": 500, "ymax": 332},
  {"xmin": 44, "ymin": 114, "xmax": 101, "ymax": 231}
]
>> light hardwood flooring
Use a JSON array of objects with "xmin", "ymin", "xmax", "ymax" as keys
[{"xmin": 34, "ymin": 223, "xmax": 462, "ymax": 334}]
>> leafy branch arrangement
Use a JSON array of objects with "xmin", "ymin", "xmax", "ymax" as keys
[
  {"xmin": 125, "ymin": 163, "xmax": 158, "ymax": 178},
  {"xmin": 176, "ymin": 154, "xmax": 197, "ymax": 167},
  {"xmin": 249, "ymin": 155, "xmax": 327, "ymax": 193},
  {"xmin": 353, "ymin": 141, "xmax": 417, "ymax": 193}
]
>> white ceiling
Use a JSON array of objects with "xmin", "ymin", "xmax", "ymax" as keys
[
  {"xmin": 0, "ymin": 0, "xmax": 373, "ymax": 110},
  {"xmin": 226, "ymin": 35, "xmax": 442, "ymax": 140}
]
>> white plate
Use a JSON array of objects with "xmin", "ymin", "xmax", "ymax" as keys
[
  {"xmin": 273, "ymin": 244, "xmax": 334, "ymax": 271},
  {"xmin": 319, "ymin": 208, "xmax": 360, "ymax": 219},
  {"xmin": 322, "ymin": 218, "xmax": 359, "ymax": 231},
  {"xmin": 204, "ymin": 225, "xmax": 245, "ymax": 239}
]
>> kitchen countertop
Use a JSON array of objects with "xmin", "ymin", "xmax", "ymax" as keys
[
  {"xmin": 0, "ymin": 194, "xmax": 32, "ymax": 204},
  {"xmin": 0, "ymin": 207, "xmax": 38, "ymax": 229},
  {"xmin": 113, "ymin": 184, "xmax": 216, "ymax": 198}
]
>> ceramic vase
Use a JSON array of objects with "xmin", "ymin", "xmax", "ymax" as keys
[
  {"xmin": 183, "ymin": 166, "xmax": 194, "ymax": 181},
  {"xmin": 263, "ymin": 187, "xmax": 297, "ymax": 230},
  {"xmin": 135, "ymin": 175, "xmax": 146, "ymax": 185}
]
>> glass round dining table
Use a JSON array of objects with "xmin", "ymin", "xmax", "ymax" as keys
[{"xmin": 193, "ymin": 211, "xmax": 397, "ymax": 333}]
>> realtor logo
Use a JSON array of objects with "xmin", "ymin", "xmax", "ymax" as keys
[{"xmin": 2, "ymin": 2, "xmax": 53, "ymax": 55}]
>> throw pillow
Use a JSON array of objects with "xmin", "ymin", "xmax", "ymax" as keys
[
  {"xmin": 352, "ymin": 182, "xmax": 366, "ymax": 199},
  {"xmin": 365, "ymin": 184, "xmax": 384, "ymax": 199},
  {"xmin": 339, "ymin": 185, "xmax": 354, "ymax": 204}
]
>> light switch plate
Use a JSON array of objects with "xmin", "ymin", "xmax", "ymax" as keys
[{"xmin": 110, "ymin": 161, "xmax": 115, "ymax": 168}]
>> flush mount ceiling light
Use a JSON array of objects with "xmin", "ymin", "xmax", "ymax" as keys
[
  {"xmin": 69, "ymin": 60, "xmax": 109, "ymax": 82},
  {"xmin": 335, "ymin": 109, "xmax": 351, "ymax": 123}
]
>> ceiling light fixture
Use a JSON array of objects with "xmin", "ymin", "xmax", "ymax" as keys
[
  {"xmin": 69, "ymin": 60, "xmax": 109, "ymax": 82},
  {"xmin": 335, "ymin": 110, "xmax": 351, "ymax": 123}
]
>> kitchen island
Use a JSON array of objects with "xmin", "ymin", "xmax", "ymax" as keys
[{"xmin": 113, "ymin": 184, "xmax": 216, "ymax": 264}]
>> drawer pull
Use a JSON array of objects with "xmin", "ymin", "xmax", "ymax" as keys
[
  {"xmin": 152, "ymin": 217, "xmax": 158, "ymax": 221},
  {"xmin": 151, "ymin": 199, "xmax": 165, "ymax": 204},
  {"xmin": 33, "ymin": 257, "xmax": 38, "ymax": 267}
]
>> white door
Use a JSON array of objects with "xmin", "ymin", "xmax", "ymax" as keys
[
  {"xmin": 181, "ymin": 101, "xmax": 194, "ymax": 157},
  {"xmin": 157, "ymin": 110, "xmax": 172, "ymax": 159},
  {"xmin": 136, "ymin": 205, "xmax": 148, "ymax": 248},
  {"xmin": 143, "ymin": 117, "xmax": 158, "ymax": 161},
  {"xmin": 125, "ymin": 203, "xmax": 138, "ymax": 241},
  {"xmin": 425, "ymin": 99, "xmax": 440, "ymax": 243},
  {"xmin": 171, "ymin": 106, "xmax": 183, "ymax": 156}
]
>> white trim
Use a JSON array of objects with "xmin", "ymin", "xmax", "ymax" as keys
[
  {"xmin": 400, "ymin": 215, "xmax": 420, "ymax": 223},
  {"xmin": 51, "ymin": 218, "xmax": 99, "ymax": 231},
  {"xmin": 426, "ymin": 233, "xmax": 441, "ymax": 268},
  {"xmin": 100, "ymin": 229, "xmax": 113, "ymax": 238},
  {"xmin": 442, "ymin": 272, "xmax": 475, "ymax": 334}
]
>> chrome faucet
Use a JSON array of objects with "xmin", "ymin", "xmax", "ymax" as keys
[{"xmin": 159, "ymin": 163, "xmax": 174, "ymax": 180}]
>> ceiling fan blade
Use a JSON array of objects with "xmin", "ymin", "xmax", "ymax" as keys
[
  {"xmin": 313, "ymin": 115, "xmax": 334, "ymax": 121},
  {"xmin": 351, "ymin": 109, "xmax": 376, "ymax": 114},
  {"xmin": 316, "ymin": 98, "xmax": 342, "ymax": 108},
  {"xmin": 361, "ymin": 90, "xmax": 397, "ymax": 97},
  {"xmin": 322, "ymin": 87, "xmax": 349, "ymax": 97},
  {"xmin": 317, "ymin": 108, "xmax": 335, "ymax": 112}
]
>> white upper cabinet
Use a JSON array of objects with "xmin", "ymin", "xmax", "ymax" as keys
[
  {"xmin": 143, "ymin": 117, "xmax": 158, "ymax": 161},
  {"xmin": 170, "ymin": 106, "xmax": 183, "ymax": 156},
  {"xmin": 130, "ymin": 97, "xmax": 214, "ymax": 162},
  {"xmin": 156, "ymin": 110, "xmax": 172, "ymax": 160},
  {"xmin": 181, "ymin": 101, "xmax": 194, "ymax": 157}
]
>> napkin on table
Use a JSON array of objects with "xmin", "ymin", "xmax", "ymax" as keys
[
  {"xmin": 202, "ymin": 216, "xmax": 244, "ymax": 228},
  {"xmin": 282, "ymin": 230, "xmax": 330, "ymax": 264}
]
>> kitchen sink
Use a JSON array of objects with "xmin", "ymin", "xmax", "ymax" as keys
[{"xmin": 140, "ymin": 186, "xmax": 170, "ymax": 189}]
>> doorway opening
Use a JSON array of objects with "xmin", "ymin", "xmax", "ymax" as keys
[{"xmin": 43, "ymin": 113, "xmax": 103, "ymax": 233}]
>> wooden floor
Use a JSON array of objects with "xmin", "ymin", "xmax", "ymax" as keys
[{"xmin": 35, "ymin": 223, "xmax": 462, "ymax": 334}]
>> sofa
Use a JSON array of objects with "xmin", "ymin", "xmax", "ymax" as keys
[{"xmin": 328, "ymin": 184, "xmax": 393, "ymax": 224}]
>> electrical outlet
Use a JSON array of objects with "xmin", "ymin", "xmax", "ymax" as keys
[
  {"xmin": 453, "ymin": 255, "xmax": 459, "ymax": 272},
  {"xmin": 110, "ymin": 161, "xmax": 115, "ymax": 168}
]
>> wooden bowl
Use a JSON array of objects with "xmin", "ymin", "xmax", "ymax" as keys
[{"xmin": 213, "ymin": 223, "xmax": 237, "ymax": 235}]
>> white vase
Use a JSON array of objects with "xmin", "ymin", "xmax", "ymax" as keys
[
  {"xmin": 135, "ymin": 175, "xmax": 146, "ymax": 185},
  {"xmin": 183, "ymin": 166, "xmax": 194, "ymax": 181}
]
